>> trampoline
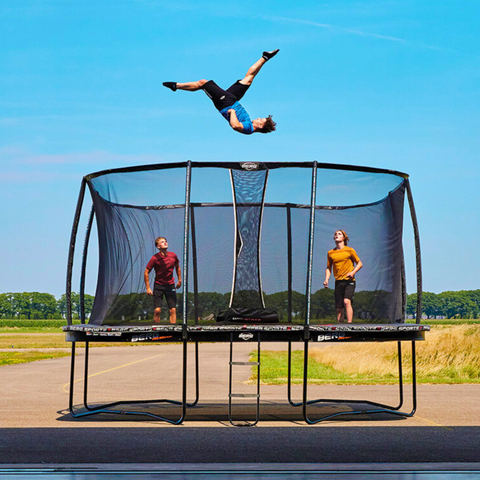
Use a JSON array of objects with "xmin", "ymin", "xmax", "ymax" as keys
[{"xmin": 64, "ymin": 161, "xmax": 429, "ymax": 425}]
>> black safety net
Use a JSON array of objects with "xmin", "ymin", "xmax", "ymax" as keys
[{"xmin": 73, "ymin": 162, "xmax": 415, "ymax": 326}]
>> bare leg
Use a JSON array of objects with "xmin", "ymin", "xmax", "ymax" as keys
[
  {"xmin": 176, "ymin": 79, "xmax": 208, "ymax": 91},
  {"xmin": 240, "ymin": 49, "xmax": 279, "ymax": 85},
  {"xmin": 169, "ymin": 307, "xmax": 177, "ymax": 324},
  {"xmin": 154, "ymin": 307, "xmax": 161, "ymax": 323},
  {"xmin": 344, "ymin": 299, "xmax": 353, "ymax": 323},
  {"xmin": 336, "ymin": 308, "xmax": 345, "ymax": 323},
  {"xmin": 240, "ymin": 58, "xmax": 267, "ymax": 86}
]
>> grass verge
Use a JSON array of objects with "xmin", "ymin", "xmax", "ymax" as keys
[
  {"xmin": 0, "ymin": 333, "xmax": 145, "ymax": 349},
  {"xmin": 1, "ymin": 351, "xmax": 71, "ymax": 366},
  {"xmin": 251, "ymin": 325, "xmax": 480, "ymax": 385}
]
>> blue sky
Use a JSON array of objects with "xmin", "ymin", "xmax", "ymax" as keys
[{"xmin": 1, "ymin": 0, "xmax": 479, "ymax": 297}]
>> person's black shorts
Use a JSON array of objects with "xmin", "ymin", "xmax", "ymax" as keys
[
  {"xmin": 153, "ymin": 283, "xmax": 177, "ymax": 310},
  {"xmin": 334, "ymin": 280, "xmax": 356, "ymax": 309},
  {"xmin": 202, "ymin": 80, "xmax": 250, "ymax": 111}
]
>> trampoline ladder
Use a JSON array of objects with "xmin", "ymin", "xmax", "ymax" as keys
[{"xmin": 228, "ymin": 333, "xmax": 260, "ymax": 427}]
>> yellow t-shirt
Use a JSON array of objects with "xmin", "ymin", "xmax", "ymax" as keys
[{"xmin": 327, "ymin": 246, "xmax": 360, "ymax": 281}]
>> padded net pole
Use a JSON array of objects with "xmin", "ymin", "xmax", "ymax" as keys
[
  {"xmin": 405, "ymin": 179, "xmax": 422, "ymax": 324},
  {"xmin": 305, "ymin": 162, "xmax": 318, "ymax": 326},
  {"xmin": 80, "ymin": 204, "xmax": 95, "ymax": 324},
  {"xmin": 190, "ymin": 205, "xmax": 199, "ymax": 325},
  {"xmin": 401, "ymin": 257, "xmax": 407, "ymax": 321},
  {"xmin": 66, "ymin": 178, "xmax": 87, "ymax": 325},
  {"xmin": 182, "ymin": 161, "xmax": 192, "ymax": 327},
  {"xmin": 286, "ymin": 204, "xmax": 293, "ymax": 323}
]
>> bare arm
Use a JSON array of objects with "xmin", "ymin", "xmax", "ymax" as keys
[
  {"xmin": 144, "ymin": 268, "xmax": 153, "ymax": 295},
  {"xmin": 227, "ymin": 109, "xmax": 244, "ymax": 132},
  {"xmin": 347, "ymin": 259, "xmax": 363, "ymax": 278},
  {"xmin": 324, "ymin": 266, "xmax": 332, "ymax": 288},
  {"xmin": 175, "ymin": 263, "xmax": 182, "ymax": 289}
]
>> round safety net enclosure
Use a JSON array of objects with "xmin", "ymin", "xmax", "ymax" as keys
[{"xmin": 66, "ymin": 161, "xmax": 422, "ymax": 326}]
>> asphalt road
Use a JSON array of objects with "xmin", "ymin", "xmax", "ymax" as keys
[{"xmin": 1, "ymin": 343, "xmax": 479, "ymax": 465}]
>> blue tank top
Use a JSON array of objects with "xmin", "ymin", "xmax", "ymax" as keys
[{"xmin": 220, "ymin": 102, "xmax": 254, "ymax": 135}]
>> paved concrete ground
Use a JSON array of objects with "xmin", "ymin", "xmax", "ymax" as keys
[{"xmin": 1, "ymin": 343, "xmax": 479, "ymax": 464}]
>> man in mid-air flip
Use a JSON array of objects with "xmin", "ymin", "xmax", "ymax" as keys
[{"xmin": 163, "ymin": 49, "xmax": 279, "ymax": 135}]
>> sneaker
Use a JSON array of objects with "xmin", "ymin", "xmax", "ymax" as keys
[
  {"xmin": 163, "ymin": 82, "xmax": 177, "ymax": 92},
  {"xmin": 262, "ymin": 49, "xmax": 279, "ymax": 61}
]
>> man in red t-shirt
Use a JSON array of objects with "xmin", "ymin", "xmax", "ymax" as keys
[{"xmin": 144, "ymin": 237, "xmax": 182, "ymax": 324}]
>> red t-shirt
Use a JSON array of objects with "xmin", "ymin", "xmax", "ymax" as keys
[{"xmin": 146, "ymin": 251, "xmax": 179, "ymax": 285}]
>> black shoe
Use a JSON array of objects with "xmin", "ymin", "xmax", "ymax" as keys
[
  {"xmin": 163, "ymin": 82, "xmax": 177, "ymax": 92},
  {"xmin": 262, "ymin": 49, "xmax": 279, "ymax": 61}
]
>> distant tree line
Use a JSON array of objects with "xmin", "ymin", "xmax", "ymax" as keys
[
  {"xmin": 0, "ymin": 292, "xmax": 94, "ymax": 319},
  {"xmin": 1, "ymin": 289, "xmax": 479, "ymax": 321},
  {"xmin": 407, "ymin": 290, "xmax": 480, "ymax": 319},
  {"xmin": 103, "ymin": 289, "xmax": 400, "ymax": 324},
  {"xmin": 99, "ymin": 289, "xmax": 480, "ymax": 323}
]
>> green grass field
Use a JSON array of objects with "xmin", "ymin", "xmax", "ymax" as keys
[
  {"xmin": 251, "ymin": 325, "xmax": 480, "ymax": 385},
  {"xmin": 0, "ymin": 351, "xmax": 71, "ymax": 366},
  {"xmin": 0, "ymin": 331, "xmax": 139, "ymax": 366}
]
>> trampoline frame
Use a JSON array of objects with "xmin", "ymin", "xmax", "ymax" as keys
[{"xmin": 65, "ymin": 160, "xmax": 426, "ymax": 425}]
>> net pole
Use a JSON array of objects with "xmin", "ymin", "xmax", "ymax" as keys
[
  {"xmin": 66, "ymin": 178, "xmax": 87, "ymax": 325},
  {"xmin": 182, "ymin": 161, "xmax": 192, "ymax": 330},
  {"xmin": 287, "ymin": 204, "xmax": 292, "ymax": 323},
  {"xmin": 305, "ymin": 162, "xmax": 318, "ymax": 327},
  {"xmin": 80, "ymin": 204, "xmax": 95, "ymax": 324},
  {"xmin": 405, "ymin": 179, "xmax": 422, "ymax": 324},
  {"xmin": 190, "ymin": 205, "xmax": 199, "ymax": 325}
]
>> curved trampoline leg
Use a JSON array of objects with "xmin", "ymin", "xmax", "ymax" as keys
[
  {"xmin": 396, "ymin": 341, "xmax": 405, "ymax": 410},
  {"xmin": 411, "ymin": 340, "xmax": 417, "ymax": 416},
  {"xmin": 302, "ymin": 340, "xmax": 418, "ymax": 424},
  {"xmin": 187, "ymin": 341, "xmax": 200, "ymax": 407},
  {"xmin": 68, "ymin": 342, "xmax": 76, "ymax": 415},
  {"xmin": 69, "ymin": 341, "xmax": 188, "ymax": 424},
  {"xmin": 84, "ymin": 341, "xmax": 92, "ymax": 410},
  {"xmin": 287, "ymin": 341, "xmax": 302, "ymax": 406}
]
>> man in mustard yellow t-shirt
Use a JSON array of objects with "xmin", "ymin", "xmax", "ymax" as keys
[{"xmin": 324, "ymin": 230, "xmax": 363, "ymax": 323}]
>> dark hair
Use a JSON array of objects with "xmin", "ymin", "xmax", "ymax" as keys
[{"xmin": 258, "ymin": 115, "xmax": 276, "ymax": 134}]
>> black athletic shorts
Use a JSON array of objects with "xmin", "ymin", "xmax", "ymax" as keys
[
  {"xmin": 153, "ymin": 283, "xmax": 177, "ymax": 310},
  {"xmin": 334, "ymin": 280, "xmax": 356, "ymax": 309},
  {"xmin": 202, "ymin": 80, "xmax": 250, "ymax": 111}
]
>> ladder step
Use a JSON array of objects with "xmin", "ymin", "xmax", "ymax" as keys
[
  {"xmin": 229, "ymin": 394, "xmax": 260, "ymax": 398},
  {"xmin": 230, "ymin": 361, "xmax": 260, "ymax": 366}
]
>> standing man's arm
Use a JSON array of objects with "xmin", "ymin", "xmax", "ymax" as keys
[
  {"xmin": 175, "ymin": 263, "xmax": 182, "ymax": 289},
  {"xmin": 347, "ymin": 251, "xmax": 363, "ymax": 279},
  {"xmin": 346, "ymin": 259, "xmax": 363, "ymax": 278},
  {"xmin": 227, "ymin": 109, "xmax": 244, "ymax": 132},
  {"xmin": 144, "ymin": 268, "xmax": 153, "ymax": 295},
  {"xmin": 324, "ymin": 254, "xmax": 332, "ymax": 288},
  {"xmin": 324, "ymin": 266, "xmax": 332, "ymax": 288},
  {"xmin": 324, "ymin": 267, "xmax": 332, "ymax": 288}
]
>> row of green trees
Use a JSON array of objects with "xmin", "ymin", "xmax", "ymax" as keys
[
  {"xmin": 0, "ymin": 292, "xmax": 94, "ymax": 319},
  {"xmin": 1, "ymin": 289, "xmax": 479, "ymax": 320},
  {"xmin": 406, "ymin": 291, "xmax": 480, "ymax": 319},
  {"xmin": 102, "ymin": 289, "xmax": 394, "ymax": 323}
]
